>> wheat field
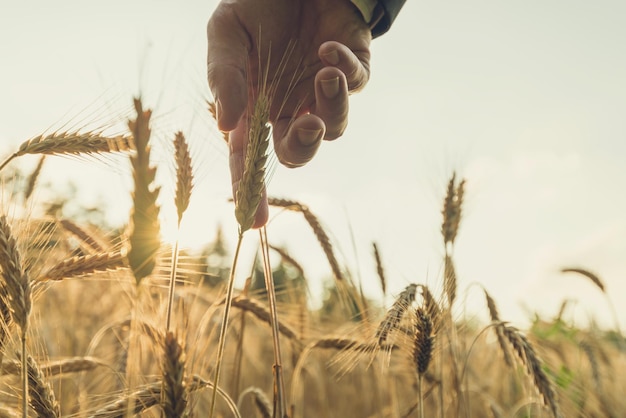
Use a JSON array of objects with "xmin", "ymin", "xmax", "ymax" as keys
[{"xmin": 0, "ymin": 90, "xmax": 624, "ymax": 418}]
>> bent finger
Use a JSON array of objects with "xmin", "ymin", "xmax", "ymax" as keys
[
  {"xmin": 319, "ymin": 41, "xmax": 370, "ymax": 93},
  {"xmin": 272, "ymin": 114, "xmax": 325, "ymax": 168},
  {"xmin": 312, "ymin": 66, "xmax": 349, "ymax": 141}
]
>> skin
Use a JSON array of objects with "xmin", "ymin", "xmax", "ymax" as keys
[{"xmin": 207, "ymin": 0, "xmax": 372, "ymax": 228}]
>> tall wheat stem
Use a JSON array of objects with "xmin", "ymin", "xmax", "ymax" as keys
[
  {"xmin": 209, "ymin": 232, "xmax": 244, "ymax": 418},
  {"xmin": 21, "ymin": 334, "xmax": 27, "ymax": 418},
  {"xmin": 165, "ymin": 230, "xmax": 181, "ymax": 331},
  {"xmin": 260, "ymin": 226, "xmax": 286, "ymax": 418}
]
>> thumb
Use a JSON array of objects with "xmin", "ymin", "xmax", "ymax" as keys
[{"xmin": 207, "ymin": 4, "xmax": 250, "ymax": 131}]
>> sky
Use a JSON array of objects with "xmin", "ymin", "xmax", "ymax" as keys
[{"xmin": 1, "ymin": 1, "xmax": 625, "ymax": 329}]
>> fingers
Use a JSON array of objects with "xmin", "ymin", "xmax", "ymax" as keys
[
  {"xmin": 207, "ymin": 4, "xmax": 250, "ymax": 131},
  {"xmin": 229, "ymin": 119, "xmax": 269, "ymax": 228},
  {"xmin": 272, "ymin": 41, "xmax": 370, "ymax": 164},
  {"xmin": 272, "ymin": 114, "xmax": 325, "ymax": 168},
  {"xmin": 319, "ymin": 41, "xmax": 370, "ymax": 93},
  {"xmin": 313, "ymin": 66, "xmax": 349, "ymax": 140}
]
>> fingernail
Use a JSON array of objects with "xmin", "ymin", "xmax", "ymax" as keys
[
  {"xmin": 297, "ymin": 128, "xmax": 323, "ymax": 146},
  {"xmin": 322, "ymin": 49, "xmax": 339, "ymax": 66},
  {"xmin": 321, "ymin": 77, "xmax": 340, "ymax": 99}
]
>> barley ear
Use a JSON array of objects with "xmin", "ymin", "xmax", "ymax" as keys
[{"xmin": 127, "ymin": 98, "xmax": 161, "ymax": 284}]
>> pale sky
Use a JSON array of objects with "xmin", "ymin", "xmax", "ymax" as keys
[{"xmin": 1, "ymin": 1, "xmax": 625, "ymax": 328}]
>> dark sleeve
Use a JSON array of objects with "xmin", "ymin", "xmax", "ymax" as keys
[{"xmin": 371, "ymin": 0, "xmax": 407, "ymax": 38}]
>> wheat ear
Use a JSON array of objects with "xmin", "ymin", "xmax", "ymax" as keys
[
  {"xmin": 24, "ymin": 354, "xmax": 60, "ymax": 418},
  {"xmin": 165, "ymin": 132, "xmax": 194, "ymax": 331},
  {"xmin": 0, "ymin": 132, "xmax": 134, "ymax": 172},
  {"xmin": 58, "ymin": 219, "xmax": 105, "ymax": 252},
  {"xmin": 127, "ymin": 98, "xmax": 161, "ymax": 284},
  {"xmin": 414, "ymin": 307, "xmax": 434, "ymax": 418},
  {"xmin": 375, "ymin": 283, "xmax": 418, "ymax": 346},
  {"xmin": 38, "ymin": 251, "xmax": 125, "ymax": 282},
  {"xmin": 23, "ymin": 156, "xmax": 46, "ymax": 202},
  {"xmin": 502, "ymin": 324, "xmax": 563, "ymax": 418},
  {"xmin": 0, "ymin": 215, "xmax": 32, "ymax": 416},
  {"xmin": 268, "ymin": 197, "xmax": 344, "ymax": 282},
  {"xmin": 483, "ymin": 290, "xmax": 513, "ymax": 367},
  {"xmin": 161, "ymin": 331, "xmax": 188, "ymax": 418},
  {"xmin": 372, "ymin": 242, "xmax": 386, "ymax": 297}
]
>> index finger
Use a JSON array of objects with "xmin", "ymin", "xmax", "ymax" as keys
[{"xmin": 207, "ymin": 3, "xmax": 251, "ymax": 131}]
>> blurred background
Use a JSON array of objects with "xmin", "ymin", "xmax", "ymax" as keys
[{"xmin": 1, "ymin": 0, "xmax": 624, "ymax": 328}]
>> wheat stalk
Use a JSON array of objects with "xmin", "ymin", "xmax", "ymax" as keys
[
  {"xmin": 237, "ymin": 387, "xmax": 272, "ymax": 418},
  {"xmin": 166, "ymin": 132, "xmax": 194, "ymax": 331},
  {"xmin": 126, "ymin": 98, "xmax": 161, "ymax": 284}
]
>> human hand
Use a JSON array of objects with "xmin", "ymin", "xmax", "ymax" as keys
[{"xmin": 207, "ymin": 0, "xmax": 372, "ymax": 228}]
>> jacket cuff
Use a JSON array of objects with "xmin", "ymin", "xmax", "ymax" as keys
[{"xmin": 371, "ymin": 0, "xmax": 407, "ymax": 38}]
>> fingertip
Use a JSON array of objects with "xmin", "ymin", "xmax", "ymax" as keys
[{"xmin": 273, "ymin": 115, "xmax": 325, "ymax": 168}]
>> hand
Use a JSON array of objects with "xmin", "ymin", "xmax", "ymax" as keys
[{"xmin": 207, "ymin": 0, "xmax": 372, "ymax": 228}]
